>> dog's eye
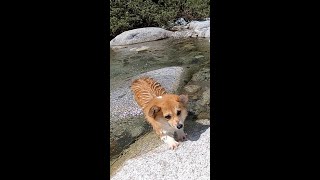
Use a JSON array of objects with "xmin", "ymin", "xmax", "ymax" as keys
[
  {"xmin": 177, "ymin": 110, "xmax": 181, "ymax": 115},
  {"xmin": 164, "ymin": 115, "xmax": 171, "ymax": 119}
]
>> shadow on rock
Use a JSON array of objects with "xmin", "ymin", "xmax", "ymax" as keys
[
  {"xmin": 183, "ymin": 114, "xmax": 210, "ymax": 142},
  {"xmin": 110, "ymin": 121, "xmax": 152, "ymax": 163}
]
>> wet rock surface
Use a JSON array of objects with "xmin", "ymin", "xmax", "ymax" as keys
[
  {"xmin": 191, "ymin": 67, "xmax": 210, "ymax": 81},
  {"xmin": 184, "ymin": 84, "xmax": 201, "ymax": 94},
  {"xmin": 110, "ymin": 37, "xmax": 211, "ymax": 176},
  {"xmin": 181, "ymin": 67, "xmax": 211, "ymax": 119}
]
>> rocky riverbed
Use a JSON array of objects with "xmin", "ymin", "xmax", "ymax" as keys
[
  {"xmin": 110, "ymin": 37, "xmax": 210, "ymax": 160},
  {"xmin": 110, "ymin": 19, "xmax": 211, "ymax": 179},
  {"xmin": 110, "ymin": 19, "xmax": 210, "ymax": 47}
]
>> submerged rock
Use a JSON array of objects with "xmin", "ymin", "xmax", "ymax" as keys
[
  {"xmin": 188, "ymin": 92, "xmax": 210, "ymax": 119},
  {"xmin": 184, "ymin": 84, "xmax": 201, "ymax": 94},
  {"xmin": 129, "ymin": 46, "xmax": 150, "ymax": 52},
  {"xmin": 182, "ymin": 66, "xmax": 211, "ymax": 119},
  {"xmin": 199, "ymin": 88, "xmax": 210, "ymax": 106},
  {"xmin": 191, "ymin": 67, "xmax": 210, "ymax": 81},
  {"xmin": 195, "ymin": 55, "xmax": 205, "ymax": 59}
]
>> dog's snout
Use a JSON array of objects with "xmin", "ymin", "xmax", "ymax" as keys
[{"xmin": 177, "ymin": 124, "xmax": 183, "ymax": 129}]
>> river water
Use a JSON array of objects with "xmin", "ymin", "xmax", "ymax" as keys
[{"xmin": 110, "ymin": 38, "xmax": 210, "ymax": 90}]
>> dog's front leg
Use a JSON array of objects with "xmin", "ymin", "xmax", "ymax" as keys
[{"xmin": 160, "ymin": 134, "xmax": 179, "ymax": 150}]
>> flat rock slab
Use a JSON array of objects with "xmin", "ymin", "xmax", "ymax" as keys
[
  {"xmin": 110, "ymin": 66, "xmax": 184, "ymax": 121},
  {"xmin": 110, "ymin": 27, "xmax": 173, "ymax": 46},
  {"xmin": 111, "ymin": 126, "xmax": 210, "ymax": 180},
  {"xmin": 110, "ymin": 67, "xmax": 184, "ymax": 160}
]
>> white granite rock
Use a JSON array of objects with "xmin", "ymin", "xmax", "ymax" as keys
[
  {"xmin": 111, "ymin": 127, "xmax": 211, "ymax": 180},
  {"xmin": 110, "ymin": 27, "xmax": 173, "ymax": 46}
]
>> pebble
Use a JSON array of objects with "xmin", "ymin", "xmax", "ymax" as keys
[
  {"xmin": 136, "ymin": 46, "xmax": 149, "ymax": 52},
  {"xmin": 129, "ymin": 46, "xmax": 150, "ymax": 52},
  {"xmin": 194, "ymin": 55, "xmax": 205, "ymax": 59},
  {"xmin": 184, "ymin": 84, "xmax": 201, "ymax": 94}
]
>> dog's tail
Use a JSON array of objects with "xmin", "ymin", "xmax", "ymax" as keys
[{"xmin": 131, "ymin": 77, "xmax": 166, "ymax": 109}]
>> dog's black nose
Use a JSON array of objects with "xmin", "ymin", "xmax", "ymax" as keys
[{"xmin": 177, "ymin": 124, "xmax": 183, "ymax": 129}]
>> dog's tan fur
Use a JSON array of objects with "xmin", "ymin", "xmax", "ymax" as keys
[{"xmin": 131, "ymin": 77, "xmax": 188, "ymax": 149}]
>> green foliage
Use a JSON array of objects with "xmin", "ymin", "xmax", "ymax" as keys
[{"xmin": 110, "ymin": 0, "xmax": 210, "ymax": 39}]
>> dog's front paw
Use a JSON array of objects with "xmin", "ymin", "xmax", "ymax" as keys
[
  {"xmin": 168, "ymin": 140, "xmax": 180, "ymax": 150},
  {"xmin": 161, "ymin": 135, "xmax": 180, "ymax": 150}
]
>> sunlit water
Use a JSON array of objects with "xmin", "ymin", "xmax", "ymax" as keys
[{"xmin": 110, "ymin": 38, "xmax": 210, "ymax": 90}]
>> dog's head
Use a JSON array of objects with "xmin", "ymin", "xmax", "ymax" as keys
[{"xmin": 147, "ymin": 94, "xmax": 188, "ymax": 129}]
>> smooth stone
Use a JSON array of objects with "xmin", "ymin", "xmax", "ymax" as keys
[
  {"xmin": 110, "ymin": 27, "xmax": 173, "ymax": 46},
  {"xmin": 184, "ymin": 84, "xmax": 201, "ymax": 94}
]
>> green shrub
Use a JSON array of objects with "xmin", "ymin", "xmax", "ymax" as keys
[{"xmin": 110, "ymin": 0, "xmax": 210, "ymax": 39}]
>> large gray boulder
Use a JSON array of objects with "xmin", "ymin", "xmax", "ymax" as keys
[
  {"xmin": 188, "ymin": 20, "xmax": 210, "ymax": 31},
  {"xmin": 110, "ymin": 67, "xmax": 185, "ymax": 161},
  {"xmin": 111, "ymin": 126, "xmax": 210, "ymax": 180},
  {"xmin": 110, "ymin": 27, "xmax": 173, "ymax": 46}
]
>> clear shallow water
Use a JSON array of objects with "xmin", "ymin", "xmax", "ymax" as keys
[{"xmin": 110, "ymin": 38, "xmax": 210, "ymax": 90}]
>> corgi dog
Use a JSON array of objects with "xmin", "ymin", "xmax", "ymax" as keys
[{"xmin": 131, "ymin": 77, "xmax": 188, "ymax": 150}]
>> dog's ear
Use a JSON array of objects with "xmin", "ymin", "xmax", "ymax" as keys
[
  {"xmin": 178, "ymin": 94, "xmax": 188, "ymax": 105},
  {"xmin": 148, "ymin": 105, "xmax": 161, "ymax": 118}
]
